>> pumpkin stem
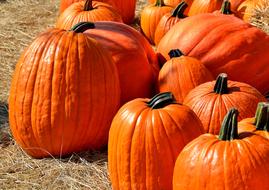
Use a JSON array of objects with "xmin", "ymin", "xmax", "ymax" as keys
[
  {"xmin": 84, "ymin": 0, "xmax": 93, "ymax": 11},
  {"xmin": 172, "ymin": 1, "xmax": 188, "ymax": 18},
  {"xmin": 254, "ymin": 102, "xmax": 269, "ymax": 131},
  {"xmin": 214, "ymin": 73, "xmax": 229, "ymax": 94},
  {"xmin": 168, "ymin": 49, "xmax": 184, "ymax": 58},
  {"xmin": 147, "ymin": 92, "xmax": 175, "ymax": 109},
  {"xmin": 70, "ymin": 22, "xmax": 95, "ymax": 33},
  {"xmin": 220, "ymin": 0, "xmax": 232, "ymax": 15},
  {"xmin": 155, "ymin": 0, "xmax": 165, "ymax": 7},
  {"xmin": 219, "ymin": 108, "xmax": 239, "ymax": 141}
]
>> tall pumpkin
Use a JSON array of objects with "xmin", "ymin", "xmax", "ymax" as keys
[
  {"xmin": 108, "ymin": 92, "xmax": 204, "ymax": 190},
  {"xmin": 173, "ymin": 108, "xmax": 269, "ymax": 190},
  {"xmin": 9, "ymin": 23, "xmax": 120, "ymax": 158},
  {"xmin": 56, "ymin": 0, "xmax": 122, "ymax": 30},
  {"xmin": 157, "ymin": 13, "xmax": 269, "ymax": 94},
  {"xmin": 59, "ymin": 0, "xmax": 136, "ymax": 24},
  {"xmin": 81, "ymin": 21, "xmax": 159, "ymax": 105},
  {"xmin": 183, "ymin": 73, "xmax": 266, "ymax": 134}
]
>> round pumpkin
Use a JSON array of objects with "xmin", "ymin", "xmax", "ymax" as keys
[
  {"xmin": 157, "ymin": 13, "xmax": 269, "ymax": 94},
  {"xmin": 108, "ymin": 92, "xmax": 204, "ymax": 190},
  {"xmin": 158, "ymin": 49, "xmax": 213, "ymax": 103},
  {"xmin": 56, "ymin": 0, "xmax": 122, "ymax": 30},
  {"xmin": 80, "ymin": 21, "xmax": 159, "ymax": 105},
  {"xmin": 173, "ymin": 108, "xmax": 269, "ymax": 190},
  {"xmin": 183, "ymin": 73, "xmax": 266, "ymax": 134},
  {"xmin": 9, "ymin": 23, "xmax": 120, "ymax": 158},
  {"xmin": 148, "ymin": 0, "xmax": 193, "ymax": 7}
]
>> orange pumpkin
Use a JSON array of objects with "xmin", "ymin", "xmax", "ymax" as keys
[
  {"xmin": 82, "ymin": 21, "xmax": 159, "ymax": 105},
  {"xmin": 238, "ymin": 102, "xmax": 269, "ymax": 139},
  {"xmin": 173, "ymin": 108, "xmax": 269, "ymax": 190},
  {"xmin": 158, "ymin": 49, "xmax": 213, "ymax": 103},
  {"xmin": 9, "ymin": 22, "xmax": 120, "ymax": 158},
  {"xmin": 56, "ymin": 0, "xmax": 122, "ymax": 30},
  {"xmin": 141, "ymin": 0, "xmax": 174, "ymax": 44},
  {"xmin": 183, "ymin": 73, "xmax": 266, "ymax": 134},
  {"xmin": 148, "ymin": 0, "xmax": 193, "ymax": 7},
  {"xmin": 188, "ymin": 0, "xmax": 223, "ymax": 16},
  {"xmin": 108, "ymin": 92, "xmax": 204, "ymax": 190},
  {"xmin": 154, "ymin": 1, "xmax": 188, "ymax": 45}
]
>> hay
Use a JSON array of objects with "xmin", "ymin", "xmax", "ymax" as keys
[{"xmin": 250, "ymin": 0, "xmax": 269, "ymax": 34}]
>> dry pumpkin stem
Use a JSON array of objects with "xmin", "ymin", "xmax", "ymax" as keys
[
  {"xmin": 84, "ymin": 0, "xmax": 94, "ymax": 11},
  {"xmin": 220, "ymin": 0, "xmax": 232, "ymax": 15},
  {"xmin": 214, "ymin": 73, "xmax": 229, "ymax": 94},
  {"xmin": 171, "ymin": 1, "xmax": 188, "ymax": 18},
  {"xmin": 147, "ymin": 92, "xmax": 176, "ymax": 109},
  {"xmin": 168, "ymin": 49, "xmax": 184, "ymax": 58},
  {"xmin": 219, "ymin": 108, "xmax": 239, "ymax": 140},
  {"xmin": 70, "ymin": 22, "xmax": 95, "ymax": 32},
  {"xmin": 254, "ymin": 102, "xmax": 269, "ymax": 131},
  {"xmin": 155, "ymin": 0, "xmax": 166, "ymax": 6}
]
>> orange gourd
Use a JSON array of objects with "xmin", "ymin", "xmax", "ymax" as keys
[
  {"xmin": 173, "ymin": 108, "xmax": 269, "ymax": 190},
  {"xmin": 148, "ymin": 0, "xmax": 193, "ymax": 7},
  {"xmin": 56, "ymin": 0, "xmax": 122, "ymax": 30},
  {"xmin": 9, "ymin": 23, "xmax": 120, "ymax": 158},
  {"xmin": 158, "ymin": 49, "xmax": 213, "ymax": 103},
  {"xmin": 108, "ymin": 92, "xmax": 204, "ymax": 190},
  {"xmin": 183, "ymin": 73, "xmax": 266, "ymax": 134}
]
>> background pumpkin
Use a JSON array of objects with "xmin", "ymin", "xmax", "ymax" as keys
[
  {"xmin": 148, "ymin": 0, "xmax": 193, "ymax": 7},
  {"xmin": 9, "ymin": 23, "xmax": 120, "ymax": 158},
  {"xmin": 173, "ymin": 108, "xmax": 269, "ymax": 190},
  {"xmin": 157, "ymin": 13, "xmax": 269, "ymax": 94},
  {"xmin": 183, "ymin": 73, "xmax": 266, "ymax": 134},
  {"xmin": 108, "ymin": 92, "xmax": 204, "ymax": 190},
  {"xmin": 56, "ymin": 0, "xmax": 122, "ymax": 30},
  {"xmin": 188, "ymin": 0, "xmax": 223, "ymax": 16},
  {"xmin": 158, "ymin": 49, "xmax": 213, "ymax": 103}
]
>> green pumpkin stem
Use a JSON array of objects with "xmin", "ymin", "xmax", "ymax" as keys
[
  {"xmin": 148, "ymin": 92, "xmax": 175, "ymax": 109},
  {"xmin": 254, "ymin": 102, "xmax": 269, "ymax": 131},
  {"xmin": 220, "ymin": 0, "xmax": 232, "ymax": 15},
  {"xmin": 219, "ymin": 108, "xmax": 239, "ymax": 141},
  {"xmin": 155, "ymin": 0, "xmax": 165, "ymax": 6},
  {"xmin": 214, "ymin": 73, "xmax": 229, "ymax": 94},
  {"xmin": 70, "ymin": 22, "xmax": 95, "ymax": 33},
  {"xmin": 84, "ymin": 0, "xmax": 93, "ymax": 11},
  {"xmin": 172, "ymin": 1, "xmax": 188, "ymax": 18},
  {"xmin": 168, "ymin": 49, "xmax": 184, "ymax": 58}
]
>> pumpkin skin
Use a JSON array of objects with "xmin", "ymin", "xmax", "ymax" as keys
[
  {"xmin": 108, "ymin": 92, "xmax": 204, "ymax": 190},
  {"xmin": 59, "ymin": 0, "xmax": 136, "ymax": 24},
  {"xmin": 157, "ymin": 13, "xmax": 269, "ymax": 94},
  {"xmin": 148, "ymin": 0, "xmax": 193, "ymax": 7},
  {"xmin": 154, "ymin": 2, "xmax": 188, "ymax": 45},
  {"xmin": 173, "ymin": 108, "xmax": 269, "ymax": 190},
  {"xmin": 158, "ymin": 49, "xmax": 213, "ymax": 103},
  {"xmin": 183, "ymin": 73, "xmax": 266, "ymax": 134},
  {"xmin": 82, "ymin": 21, "xmax": 159, "ymax": 105},
  {"xmin": 56, "ymin": 0, "xmax": 122, "ymax": 30},
  {"xmin": 9, "ymin": 23, "xmax": 120, "ymax": 158},
  {"xmin": 141, "ymin": 0, "xmax": 174, "ymax": 44},
  {"xmin": 188, "ymin": 0, "xmax": 223, "ymax": 16}
]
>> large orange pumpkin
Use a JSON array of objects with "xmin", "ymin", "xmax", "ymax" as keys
[
  {"xmin": 56, "ymin": 0, "xmax": 122, "ymax": 30},
  {"xmin": 59, "ymin": 0, "xmax": 136, "ymax": 24},
  {"xmin": 173, "ymin": 108, "xmax": 269, "ymax": 190},
  {"xmin": 183, "ymin": 73, "xmax": 266, "ymax": 134},
  {"xmin": 157, "ymin": 13, "xmax": 269, "ymax": 94},
  {"xmin": 158, "ymin": 49, "xmax": 213, "ymax": 103},
  {"xmin": 9, "ymin": 23, "xmax": 120, "ymax": 158},
  {"xmin": 81, "ymin": 21, "xmax": 159, "ymax": 105},
  {"xmin": 188, "ymin": 0, "xmax": 223, "ymax": 16},
  {"xmin": 108, "ymin": 92, "xmax": 204, "ymax": 190}
]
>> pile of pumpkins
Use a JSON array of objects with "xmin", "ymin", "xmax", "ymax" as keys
[{"xmin": 8, "ymin": 0, "xmax": 269, "ymax": 189}]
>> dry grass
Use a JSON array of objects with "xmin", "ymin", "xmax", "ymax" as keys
[
  {"xmin": 0, "ymin": 0, "xmax": 268, "ymax": 189},
  {"xmin": 250, "ymin": 0, "xmax": 269, "ymax": 34}
]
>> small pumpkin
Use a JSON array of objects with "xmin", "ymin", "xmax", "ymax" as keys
[
  {"xmin": 173, "ymin": 108, "xmax": 269, "ymax": 190},
  {"xmin": 9, "ymin": 22, "xmax": 121, "ymax": 158},
  {"xmin": 141, "ymin": 0, "xmax": 174, "ymax": 44},
  {"xmin": 154, "ymin": 1, "xmax": 188, "ymax": 45},
  {"xmin": 108, "ymin": 92, "xmax": 204, "ymax": 190},
  {"xmin": 183, "ymin": 73, "xmax": 266, "ymax": 134},
  {"xmin": 238, "ymin": 102, "xmax": 269, "ymax": 139},
  {"xmin": 158, "ymin": 49, "xmax": 213, "ymax": 103}
]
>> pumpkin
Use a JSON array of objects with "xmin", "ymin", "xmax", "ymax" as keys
[
  {"xmin": 154, "ymin": 1, "xmax": 188, "ymax": 45},
  {"xmin": 9, "ymin": 22, "xmax": 120, "ymax": 158},
  {"xmin": 158, "ymin": 49, "xmax": 213, "ymax": 103},
  {"xmin": 80, "ymin": 21, "xmax": 159, "ymax": 105},
  {"xmin": 173, "ymin": 108, "xmax": 269, "ymax": 190},
  {"xmin": 141, "ymin": 0, "xmax": 174, "ymax": 44},
  {"xmin": 56, "ymin": 0, "xmax": 122, "ymax": 30},
  {"xmin": 238, "ymin": 102, "xmax": 269, "ymax": 139},
  {"xmin": 148, "ymin": 0, "xmax": 193, "ymax": 7},
  {"xmin": 157, "ymin": 13, "xmax": 269, "ymax": 94},
  {"xmin": 183, "ymin": 73, "xmax": 266, "ymax": 134},
  {"xmin": 108, "ymin": 92, "xmax": 204, "ymax": 190},
  {"xmin": 59, "ymin": 0, "xmax": 136, "ymax": 24},
  {"xmin": 188, "ymin": 0, "xmax": 223, "ymax": 16}
]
